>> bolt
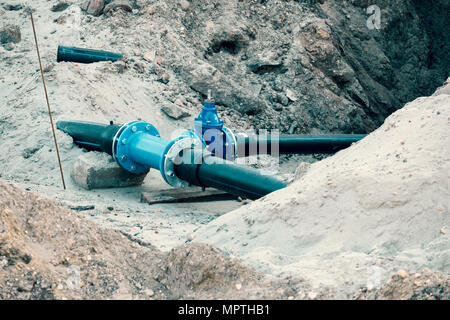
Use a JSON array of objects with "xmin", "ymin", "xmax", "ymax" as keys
[
  {"xmin": 145, "ymin": 125, "xmax": 151, "ymax": 131},
  {"xmin": 121, "ymin": 138, "xmax": 127, "ymax": 144},
  {"xmin": 131, "ymin": 165, "xmax": 136, "ymax": 171},
  {"xmin": 121, "ymin": 155, "xmax": 127, "ymax": 162},
  {"xmin": 132, "ymin": 126, "xmax": 137, "ymax": 132}
]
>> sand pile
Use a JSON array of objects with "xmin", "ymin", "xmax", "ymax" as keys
[
  {"xmin": 194, "ymin": 87, "xmax": 450, "ymax": 297},
  {"xmin": 0, "ymin": 179, "xmax": 307, "ymax": 300}
]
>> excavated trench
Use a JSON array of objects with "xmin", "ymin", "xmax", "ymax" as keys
[{"xmin": 179, "ymin": 0, "xmax": 449, "ymax": 134}]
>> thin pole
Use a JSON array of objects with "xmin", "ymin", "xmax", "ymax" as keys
[{"xmin": 30, "ymin": 12, "xmax": 66, "ymax": 190}]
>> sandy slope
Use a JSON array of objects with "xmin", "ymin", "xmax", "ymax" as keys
[{"xmin": 195, "ymin": 87, "xmax": 450, "ymax": 297}]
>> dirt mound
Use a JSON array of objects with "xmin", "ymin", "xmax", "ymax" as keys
[
  {"xmin": 0, "ymin": 180, "xmax": 303, "ymax": 300},
  {"xmin": 155, "ymin": 243, "xmax": 313, "ymax": 299},
  {"xmin": 194, "ymin": 86, "xmax": 450, "ymax": 297},
  {"xmin": 357, "ymin": 269, "xmax": 450, "ymax": 300}
]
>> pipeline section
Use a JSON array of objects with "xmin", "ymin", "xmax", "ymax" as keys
[
  {"xmin": 57, "ymin": 46, "xmax": 123, "ymax": 64},
  {"xmin": 56, "ymin": 97, "xmax": 366, "ymax": 199},
  {"xmin": 192, "ymin": 98, "xmax": 366, "ymax": 160},
  {"xmin": 56, "ymin": 120, "xmax": 288, "ymax": 199},
  {"xmin": 233, "ymin": 133, "xmax": 367, "ymax": 157}
]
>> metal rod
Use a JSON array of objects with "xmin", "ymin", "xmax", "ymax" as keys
[{"xmin": 30, "ymin": 12, "xmax": 66, "ymax": 190}]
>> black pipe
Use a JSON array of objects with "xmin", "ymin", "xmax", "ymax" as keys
[
  {"xmin": 235, "ymin": 133, "xmax": 366, "ymax": 156},
  {"xmin": 174, "ymin": 149, "xmax": 288, "ymax": 200},
  {"xmin": 57, "ymin": 46, "xmax": 123, "ymax": 64},
  {"xmin": 57, "ymin": 120, "xmax": 287, "ymax": 199},
  {"xmin": 56, "ymin": 120, "xmax": 121, "ymax": 155}
]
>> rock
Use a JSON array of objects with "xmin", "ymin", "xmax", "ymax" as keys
[
  {"xmin": 397, "ymin": 269, "xmax": 409, "ymax": 279},
  {"xmin": 247, "ymin": 50, "xmax": 283, "ymax": 73},
  {"xmin": 144, "ymin": 289, "xmax": 154, "ymax": 297},
  {"xmin": 307, "ymin": 291, "xmax": 317, "ymax": 299},
  {"xmin": 143, "ymin": 51, "xmax": 156, "ymax": 63},
  {"xmin": 71, "ymin": 152, "xmax": 147, "ymax": 190},
  {"xmin": 286, "ymin": 89, "xmax": 298, "ymax": 102},
  {"xmin": 69, "ymin": 205, "xmax": 95, "ymax": 211},
  {"xmin": 183, "ymin": 59, "xmax": 264, "ymax": 114},
  {"xmin": 113, "ymin": 61, "xmax": 126, "ymax": 74},
  {"xmin": 277, "ymin": 93, "xmax": 289, "ymax": 106},
  {"xmin": 0, "ymin": 25, "xmax": 21, "ymax": 45},
  {"xmin": 134, "ymin": 62, "xmax": 144, "ymax": 73},
  {"xmin": 104, "ymin": 0, "xmax": 132, "ymax": 15},
  {"xmin": 51, "ymin": 2, "xmax": 70, "ymax": 12},
  {"xmin": 3, "ymin": 43, "xmax": 15, "ymax": 51},
  {"xmin": 43, "ymin": 64, "xmax": 55, "ymax": 73},
  {"xmin": 161, "ymin": 103, "xmax": 191, "ymax": 120},
  {"xmin": 158, "ymin": 72, "xmax": 170, "ymax": 84},
  {"xmin": 174, "ymin": 99, "xmax": 185, "ymax": 108},
  {"xmin": 235, "ymin": 283, "xmax": 242, "ymax": 290},
  {"xmin": 22, "ymin": 147, "xmax": 41, "ymax": 159},
  {"xmin": 180, "ymin": 0, "xmax": 190, "ymax": 11},
  {"xmin": 3, "ymin": 3, "xmax": 23, "ymax": 11},
  {"xmin": 81, "ymin": 0, "xmax": 105, "ymax": 16}
]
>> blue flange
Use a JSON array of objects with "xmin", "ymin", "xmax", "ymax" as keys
[
  {"xmin": 160, "ymin": 131, "xmax": 203, "ymax": 188},
  {"xmin": 112, "ymin": 121, "xmax": 160, "ymax": 174}
]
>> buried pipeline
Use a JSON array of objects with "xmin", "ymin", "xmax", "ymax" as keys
[
  {"xmin": 56, "ymin": 120, "xmax": 289, "ymax": 200},
  {"xmin": 57, "ymin": 102, "xmax": 365, "ymax": 200}
]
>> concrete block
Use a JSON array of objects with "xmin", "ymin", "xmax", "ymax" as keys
[{"xmin": 71, "ymin": 152, "xmax": 148, "ymax": 190}]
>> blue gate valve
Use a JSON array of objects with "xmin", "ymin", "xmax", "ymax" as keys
[{"xmin": 193, "ymin": 97, "xmax": 236, "ymax": 160}]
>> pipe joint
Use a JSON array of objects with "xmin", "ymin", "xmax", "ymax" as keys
[
  {"xmin": 161, "ymin": 133, "xmax": 203, "ymax": 189},
  {"xmin": 112, "ymin": 121, "xmax": 160, "ymax": 174}
]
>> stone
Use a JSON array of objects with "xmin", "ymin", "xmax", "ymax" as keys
[
  {"xmin": 183, "ymin": 59, "xmax": 264, "ymax": 114},
  {"xmin": 51, "ymin": 2, "xmax": 70, "ymax": 12},
  {"xmin": 3, "ymin": 3, "xmax": 23, "ymax": 11},
  {"xmin": 113, "ymin": 61, "xmax": 126, "ymax": 74},
  {"xmin": 158, "ymin": 72, "xmax": 170, "ymax": 84},
  {"xmin": 143, "ymin": 51, "xmax": 156, "ymax": 63},
  {"xmin": 0, "ymin": 25, "xmax": 21, "ymax": 45},
  {"xmin": 286, "ymin": 88, "xmax": 298, "ymax": 102},
  {"xmin": 397, "ymin": 269, "xmax": 409, "ymax": 279},
  {"xmin": 134, "ymin": 62, "xmax": 144, "ymax": 73},
  {"xmin": 277, "ymin": 93, "xmax": 289, "ymax": 106},
  {"xmin": 180, "ymin": 0, "xmax": 190, "ymax": 11},
  {"xmin": 3, "ymin": 43, "xmax": 15, "ymax": 51},
  {"xmin": 104, "ymin": 0, "xmax": 132, "ymax": 15},
  {"xmin": 247, "ymin": 49, "xmax": 283, "ymax": 73},
  {"xmin": 161, "ymin": 103, "xmax": 191, "ymax": 120},
  {"xmin": 81, "ymin": 0, "xmax": 105, "ymax": 16},
  {"xmin": 144, "ymin": 289, "xmax": 154, "ymax": 297},
  {"xmin": 71, "ymin": 152, "xmax": 147, "ymax": 190}
]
